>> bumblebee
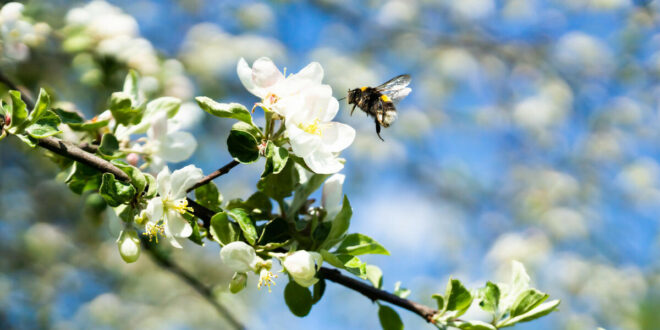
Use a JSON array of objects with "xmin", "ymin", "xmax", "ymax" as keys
[{"xmin": 347, "ymin": 74, "xmax": 411, "ymax": 141}]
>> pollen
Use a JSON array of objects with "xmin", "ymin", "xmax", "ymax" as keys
[
  {"xmin": 265, "ymin": 93, "xmax": 280, "ymax": 105},
  {"xmin": 143, "ymin": 222, "xmax": 165, "ymax": 243},
  {"xmin": 360, "ymin": 86, "xmax": 367, "ymax": 91},
  {"xmin": 298, "ymin": 118, "xmax": 322, "ymax": 136},
  {"xmin": 380, "ymin": 94, "xmax": 391, "ymax": 102},
  {"xmin": 258, "ymin": 270, "xmax": 278, "ymax": 293}
]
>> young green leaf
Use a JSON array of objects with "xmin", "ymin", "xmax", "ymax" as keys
[
  {"xmin": 456, "ymin": 320, "xmax": 497, "ymax": 330},
  {"xmin": 209, "ymin": 212, "xmax": 240, "ymax": 246},
  {"xmin": 7, "ymin": 91, "xmax": 28, "ymax": 132},
  {"xmin": 366, "ymin": 265, "xmax": 383, "ymax": 289},
  {"xmin": 227, "ymin": 208, "xmax": 258, "ymax": 245},
  {"xmin": 146, "ymin": 97, "xmax": 181, "ymax": 119},
  {"xmin": 477, "ymin": 281, "xmax": 500, "ymax": 314},
  {"xmin": 444, "ymin": 278, "xmax": 473, "ymax": 317},
  {"xmin": 111, "ymin": 160, "xmax": 147, "ymax": 196},
  {"xmin": 109, "ymin": 91, "xmax": 139, "ymax": 125},
  {"xmin": 257, "ymin": 217, "xmax": 290, "ymax": 246},
  {"xmin": 321, "ymin": 196, "xmax": 352, "ymax": 249},
  {"xmin": 195, "ymin": 97, "xmax": 254, "ymax": 125},
  {"xmin": 65, "ymin": 162, "xmax": 102, "ymax": 194},
  {"xmin": 25, "ymin": 110, "xmax": 62, "ymax": 138},
  {"xmin": 195, "ymin": 182, "xmax": 222, "ymax": 212},
  {"xmin": 257, "ymin": 159, "xmax": 300, "ymax": 201},
  {"xmin": 288, "ymin": 172, "xmax": 329, "ymax": 219},
  {"xmin": 99, "ymin": 133, "xmax": 120, "ymax": 156},
  {"xmin": 123, "ymin": 70, "xmax": 140, "ymax": 104},
  {"xmin": 393, "ymin": 281, "xmax": 411, "ymax": 299},
  {"xmin": 334, "ymin": 233, "xmax": 390, "ymax": 256},
  {"xmin": 432, "ymin": 293, "xmax": 445, "ymax": 310},
  {"xmin": 27, "ymin": 88, "xmax": 51, "ymax": 123},
  {"xmin": 53, "ymin": 108, "xmax": 84, "ymax": 125},
  {"xmin": 185, "ymin": 213, "xmax": 204, "ymax": 246},
  {"xmin": 284, "ymin": 281, "xmax": 313, "ymax": 317},
  {"xmin": 497, "ymin": 299, "xmax": 560, "ymax": 328},
  {"xmin": 509, "ymin": 289, "xmax": 548, "ymax": 317},
  {"xmin": 262, "ymin": 141, "xmax": 289, "ymax": 177},
  {"xmin": 99, "ymin": 173, "xmax": 136, "ymax": 207},
  {"xmin": 378, "ymin": 305, "xmax": 404, "ymax": 330}
]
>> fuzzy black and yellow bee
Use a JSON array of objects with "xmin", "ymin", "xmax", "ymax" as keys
[{"xmin": 347, "ymin": 74, "xmax": 411, "ymax": 141}]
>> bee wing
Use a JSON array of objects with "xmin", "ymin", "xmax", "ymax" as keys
[
  {"xmin": 375, "ymin": 74, "xmax": 411, "ymax": 92},
  {"xmin": 382, "ymin": 87, "xmax": 411, "ymax": 104}
]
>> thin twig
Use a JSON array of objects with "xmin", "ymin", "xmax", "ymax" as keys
[
  {"xmin": 187, "ymin": 160, "xmax": 240, "ymax": 192},
  {"xmin": 0, "ymin": 70, "xmax": 34, "ymax": 109},
  {"xmin": 143, "ymin": 241, "xmax": 245, "ymax": 330},
  {"xmin": 318, "ymin": 267, "xmax": 437, "ymax": 322}
]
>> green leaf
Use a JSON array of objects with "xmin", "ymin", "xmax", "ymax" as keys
[
  {"xmin": 284, "ymin": 281, "xmax": 313, "ymax": 317},
  {"xmin": 123, "ymin": 70, "xmax": 140, "ymax": 104},
  {"xmin": 196, "ymin": 97, "xmax": 253, "ymax": 125},
  {"xmin": 25, "ymin": 110, "xmax": 62, "ymax": 138},
  {"xmin": 195, "ymin": 182, "xmax": 222, "ymax": 212},
  {"xmin": 258, "ymin": 159, "xmax": 300, "ymax": 201},
  {"xmin": 393, "ymin": 281, "xmax": 411, "ymax": 299},
  {"xmin": 228, "ymin": 191, "xmax": 272, "ymax": 220},
  {"xmin": 99, "ymin": 173, "xmax": 136, "ymax": 207},
  {"xmin": 456, "ymin": 320, "xmax": 497, "ymax": 330},
  {"xmin": 109, "ymin": 91, "xmax": 140, "ymax": 125},
  {"xmin": 478, "ymin": 281, "xmax": 500, "ymax": 314},
  {"xmin": 15, "ymin": 134, "xmax": 37, "ymax": 147},
  {"xmin": 262, "ymin": 141, "xmax": 289, "ymax": 177},
  {"xmin": 227, "ymin": 126, "xmax": 259, "ymax": 163},
  {"xmin": 444, "ymin": 278, "xmax": 473, "ymax": 317},
  {"xmin": 336, "ymin": 254, "xmax": 367, "ymax": 278},
  {"xmin": 185, "ymin": 213, "xmax": 204, "ymax": 246},
  {"xmin": 321, "ymin": 196, "xmax": 352, "ymax": 249},
  {"xmin": 227, "ymin": 208, "xmax": 258, "ymax": 245},
  {"xmin": 209, "ymin": 212, "xmax": 240, "ymax": 246},
  {"xmin": 432, "ymin": 293, "xmax": 445, "ymax": 310},
  {"xmin": 99, "ymin": 133, "xmax": 119, "ymax": 156},
  {"xmin": 53, "ymin": 108, "xmax": 84, "ymax": 125},
  {"xmin": 146, "ymin": 96, "xmax": 181, "ymax": 118},
  {"xmin": 65, "ymin": 162, "xmax": 102, "ymax": 194},
  {"xmin": 334, "ymin": 233, "xmax": 390, "ymax": 256},
  {"xmin": 497, "ymin": 300, "xmax": 560, "ymax": 328},
  {"xmin": 111, "ymin": 160, "xmax": 147, "ymax": 196},
  {"xmin": 257, "ymin": 217, "xmax": 290, "ymax": 246},
  {"xmin": 366, "ymin": 265, "xmax": 383, "ymax": 289},
  {"xmin": 312, "ymin": 279, "xmax": 326, "ymax": 304},
  {"xmin": 288, "ymin": 172, "xmax": 329, "ymax": 219},
  {"xmin": 7, "ymin": 91, "xmax": 28, "ymax": 131},
  {"xmin": 510, "ymin": 289, "xmax": 548, "ymax": 317},
  {"xmin": 143, "ymin": 173, "xmax": 157, "ymax": 198},
  {"xmin": 27, "ymin": 88, "xmax": 51, "ymax": 123},
  {"xmin": 378, "ymin": 305, "xmax": 403, "ymax": 330}
]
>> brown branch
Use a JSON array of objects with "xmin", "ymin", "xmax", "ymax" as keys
[
  {"xmin": 187, "ymin": 159, "xmax": 240, "ymax": 192},
  {"xmin": 318, "ymin": 267, "xmax": 437, "ymax": 322}
]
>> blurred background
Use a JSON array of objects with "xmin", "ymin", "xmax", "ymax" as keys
[{"xmin": 1, "ymin": 0, "xmax": 660, "ymax": 329}]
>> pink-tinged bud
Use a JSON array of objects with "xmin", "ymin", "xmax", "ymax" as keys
[
  {"xmin": 127, "ymin": 153, "xmax": 139, "ymax": 166},
  {"xmin": 4, "ymin": 115, "xmax": 10, "ymax": 126}
]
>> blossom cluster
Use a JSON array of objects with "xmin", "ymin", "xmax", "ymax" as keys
[{"xmin": 0, "ymin": 2, "xmax": 50, "ymax": 62}]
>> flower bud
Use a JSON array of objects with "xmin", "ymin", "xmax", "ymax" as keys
[
  {"xmin": 220, "ymin": 241, "xmax": 259, "ymax": 273},
  {"xmin": 117, "ymin": 229, "xmax": 141, "ymax": 263},
  {"xmin": 322, "ymin": 174, "xmax": 345, "ymax": 221},
  {"xmin": 127, "ymin": 153, "xmax": 139, "ymax": 166},
  {"xmin": 282, "ymin": 250, "xmax": 322, "ymax": 287},
  {"xmin": 229, "ymin": 272, "xmax": 248, "ymax": 294}
]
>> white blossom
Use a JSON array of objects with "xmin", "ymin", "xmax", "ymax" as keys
[
  {"xmin": 143, "ymin": 165, "xmax": 203, "ymax": 248},
  {"xmin": 282, "ymin": 250, "xmax": 322, "ymax": 287},
  {"xmin": 0, "ymin": 2, "xmax": 50, "ymax": 61},
  {"xmin": 220, "ymin": 241, "xmax": 261, "ymax": 273},
  {"xmin": 284, "ymin": 84, "xmax": 355, "ymax": 174},
  {"xmin": 138, "ymin": 112, "xmax": 197, "ymax": 171}
]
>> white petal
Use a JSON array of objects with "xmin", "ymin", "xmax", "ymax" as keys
[
  {"xmin": 156, "ymin": 167, "xmax": 172, "ymax": 197},
  {"xmin": 322, "ymin": 173, "xmax": 345, "ymax": 220},
  {"xmin": 237, "ymin": 57, "xmax": 265, "ymax": 98},
  {"xmin": 251, "ymin": 57, "xmax": 284, "ymax": 90},
  {"xmin": 320, "ymin": 122, "xmax": 355, "ymax": 152},
  {"xmin": 169, "ymin": 165, "xmax": 204, "ymax": 198},
  {"xmin": 159, "ymin": 130, "xmax": 197, "ymax": 163},
  {"xmin": 289, "ymin": 128, "xmax": 322, "ymax": 158},
  {"xmin": 272, "ymin": 94, "xmax": 304, "ymax": 118},
  {"xmin": 163, "ymin": 224, "xmax": 183, "ymax": 249},
  {"xmin": 320, "ymin": 96, "xmax": 339, "ymax": 122},
  {"xmin": 220, "ymin": 241, "xmax": 258, "ymax": 273},
  {"xmin": 148, "ymin": 112, "xmax": 168, "ymax": 141},
  {"xmin": 166, "ymin": 210, "xmax": 193, "ymax": 238},
  {"xmin": 304, "ymin": 150, "xmax": 344, "ymax": 174},
  {"xmin": 146, "ymin": 197, "xmax": 164, "ymax": 222}
]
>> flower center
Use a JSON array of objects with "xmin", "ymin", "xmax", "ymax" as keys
[
  {"xmin": 165, "ymin": 198, "xmax": 194, "ymax": 215},
  {"xmin": 298, "ymin": 118, "xmax": 322, "ymax": 136},
  {"xmin": 143, "ymin": 222, "xmax": 165, "ymax": 243},
  {"xmin": 265, "ymin": 93, "xmax": 280, "ymax": 105},
  {"xmin": 258, "ymin": 268, "xmax": 278, "ymax": 293}
]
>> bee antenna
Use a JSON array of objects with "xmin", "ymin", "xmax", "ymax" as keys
[{"xmin": 337, "ymin": 96, "xmax": 346, "ymax": 101}]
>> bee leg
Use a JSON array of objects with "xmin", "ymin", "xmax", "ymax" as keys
[
  {"xmin": 350, "ymin": 104, "xmax": 358, "ymax": 116},
  {"xmin": 375, "ymin": 119, "xmax": 384, "ymax": 142}
]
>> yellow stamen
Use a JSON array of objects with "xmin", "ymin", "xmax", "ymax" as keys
[
  {"xmin": 265, "ymin": 93, "xmax": 280, "ymax": 105},
  {"xmin": 143, "ymin": 223, "xmax": 165, "ymax": 243},
  {"xmin": 167, "ymin": 199, "xmax": 194, "ymax": 215},
  {"xmin": 298, "ymin": 118, "xmax": 322, "ymax": 136},
  {"xmin": 258, "ymin": 270, "xmax": 278, "ymax": 293}
]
